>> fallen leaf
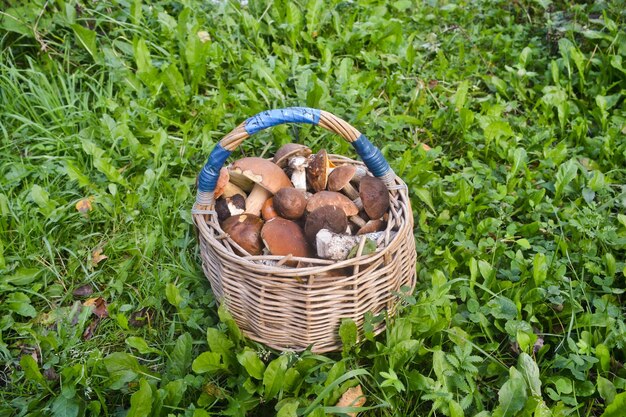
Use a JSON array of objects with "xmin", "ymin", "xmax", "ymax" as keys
[
  {"xmin": 421, "ymin": 143, "xmax": 432, "ymax": 151},
  {"xmin": 91, "ymin": 247, "xmax": 108, "ymax": 267},
  {"xmin": 129, "ymin": 307, "xmax": 154, "ymax": 328},
  {"xmin": 75, "ymin": 197, "xmax": 94, "ymax": 213},
  {"xmin": 335, "ymin": 385, "xmax": 366, "ymax": 417},
  {"xmin": 43, "ymin": 367, "xmax": 59, "ymax": 381},
  {"xmin": 83, "ymin": 297, "xmax": 108, "ymax": 318},
  {"xmin": 72, "ymin": 284, "xmax": 94, "ymax": 297},
  {"xmin": 83, "ymin": 318, "xmax": 100, "ymax": 340},
  {"xmin": 197, "ymin": 31, "xmax": 211, "ymax": 43}
]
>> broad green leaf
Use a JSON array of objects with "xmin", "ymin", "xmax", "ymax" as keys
[
  {"xmin": 509, "ymin": 148, "xmax": 527, "ymax": 180},
  {"xmin": 493, "ymin": 367, "xmax": 528, "ymax": 417},
  {"xmin": 478, "ymin": 260, "xmax": 494, "ymax": 281},
  {"xmin": 449, "ymin": 400, "xmax": 465, "ymax": 417},
  {"xmin": 596, "ymin": 344, "xmax": 610, "ymax": 373},
  {"xmin": 192, "ymin": 352, "xmax": 225, "ymax": 374},
  {"xmin": 165, "ymin": 283, "xmax": 183, "ymax": 308},
  {"xmin": 163, "ymin": 380, "xmax": 186, "ymax": 407},
  {"xmin": 518, "ymin": 353, "xmax": 542, "ymax": 397},
  {"xmin": 161, "ymin": 64, "xmax": 186, "ymax": 104},
  {"xmin": 6, "ymin": 268, "xmax": 41, "ymax": 286},
  {"xmin": 7, "ymin": 292, "xmax": 37, "ymax": 317},
  {"xmin": 126, "ymin": 337, "xmax": 160, "ymax": 354},
  {"xmin": 414, "ymin": 188, "xmax": 435, "ymax": 212},
  {"xmin": 263, "ymin": 354, "xmax": 289, "ymax": 400},
  {"xmin": 452, "ymin": 80, "xmax": 469, "ymax": 111},
  {"xmin": 277, "ymin": 399, "xmax": 299, "ymax": 417},
  {"xmin": 597, "ymin": 376, "xmax": 616, "ymax": 405},
  {"xmin": 104, "ymin": 352, "xmax": 141, "ymax": 389},
  {"xmin": 207, "ymin": 328, "xmax": 235, "ymax": 359},
  {"xmin": 51, "ymin": 395, "xmax": 80, "ymax": 417},
  {"xmin": 534, "ymin": 400, "xmax": 552, "ymax": 417},
  {"xmin": 600, "ymin": 391, "xmax": 626, "ymax": 417},
  {"xmin": 554, "ymin": 159, "xmax": 578, "ymax": 200},
  {"xmin": 167, "ymin": 333, "xmax": 193, "ymax": 379},
  {"xmin": 129, "ymin": 379, "xmax": 152, "ymax": 417},
  {"xmin": 533, "ymin": 253, "xmax": 547, "ymax": 287},
  {"xmin": 20, "ymin": 355, "xmax": 46, "ymax": 386},
  {"xmin": 72, "ymin": 24, "xmax": 97, "ymax": 58},
  {"xmin": 237, "ymin": 348, "xmax": 266, "ymax": 380},
  {"xmin": 30, "ymin": 185, "xmax": 50, "ymax": 208},
  {"xmin": 516, "ymin": 239, "xmax": 531, "ymax": 250},
  {"xmin": 218, "ymin": 304, "xmax": 243, "ymax": 343},
  {"xmin": 483, "ymin": 120, "xmax": 513, "ymax": 143}
]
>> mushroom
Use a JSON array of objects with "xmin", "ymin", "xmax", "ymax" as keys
[
  {"xmin": 261, "ymin": 197, "xmax": 278, "ymax": 221},
  {"xmin": 288, "ymin": 156, "xmax": 308, "ymax": 191},
  {"xmin": 213, "ymin": 168, "xmax": 247, "ymax": 199},
  {"xmin": 305, "ymin": 191, "xmax": 365, "ymax": 227},
  {"xmin": 304, "ymin": 205, "xmax": 348, "ymax": 246},
  {"xmin": 307, "ymin": 149, "xmax": 335, "ymax": 192},
  {"xmin": 359, "ymin": 176, "xmax": 390, "ymax": 219},
  {"xmin": 273, "ymin": 188, "xmax": 307, "ymax": 220},
  {"xmin": 229, "ymin": 157, "xmax": 293, "ymax": 216},
  {"xmin": 327, "ymin": 165, "xmax": 359, "ymax": 200},
  {"xmin": 272, "ymin": 144, "xmax": 312, "ymax": 191},
  {"xmin": 216, "ymin": 194, "xmax": 246, "ymax": 223},
  {"xmin": 261, "ymin": 217, "xmax": 311, "ymax": 259},
  {"xmin": 356, "ymin": 219, "xmax": 386, "ymax": 235},
  {"xmin": 273, "ymin": 143, "xmax": 312, "ymax": 168},
  {"xmin": 221, "ymin": 214, "xmax": 264, "ymax": 255},
  {"xmin": 315, "ymin": 229, "xmax": 391, "ymax": 260}
]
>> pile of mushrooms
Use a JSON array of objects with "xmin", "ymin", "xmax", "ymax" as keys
[{"xmin": 211, "ymin": 144, "xmax": 392, "ymax": 263}]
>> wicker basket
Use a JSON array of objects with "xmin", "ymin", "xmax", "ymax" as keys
[{"xmin": 192, "ymin": 108, "xmax": 416, "ymax": 353}]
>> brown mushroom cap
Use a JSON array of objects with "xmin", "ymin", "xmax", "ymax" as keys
[
  {"xmin": 214, "ymin": 168, "xmax": 230, "ymax": 198},
  {"xmin": 261, "ymin": 197, "xmax": 278, "ymax": 221},
  {"xmin": 327, "ymin": 165, "xmax": 359, "ymax": 199},
  {"xmin": 359, "ymin": 176, "xmax": 390, "ymax": 219},
  {"xmin": 306, "ymin": 149, "xmax": 334, "ymax": 192},
  {"xmin": 273, "ymin": 143, "xmax": 312, "ymax": 168},
  {"xmin": 304, "ymin": 205, "xmax": 348, "ymax": 245},
  {"xmin": 230, "ymin": 157, "xmax": 293, "ymax": 194},
  {"xmin": 261, "ymin": 217, "xmax": 311, "ymax": 258},
  {"xmin": 356, "ymin": 219, "xmax": 386, "ymax": 235},
  {"xmin": 306, "ymin": 191, "xmax": 359, "ymax": 217},
  {"xmin": 216, "ymin": 194, "xmax": 245, "ymax": 223},
  {"xmin": 221, "ymin": 214, "xmax": 264, "ymax": 255},
  {"xmin": 273, "ymin": 188, "xmax": 307, "ymax": 220},
  {"xmin": 327, "ymin": 165, "xmax": 356, "ymax": 191}
]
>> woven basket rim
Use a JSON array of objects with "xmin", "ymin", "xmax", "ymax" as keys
[{"xmin": 193, "ymin": 155, "xmax": 411, "ymax": 275}]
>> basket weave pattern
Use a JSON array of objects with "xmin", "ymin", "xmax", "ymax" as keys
[{"xmin": 193, "ymin": 109, "xmax": 417, "ymax": 353}]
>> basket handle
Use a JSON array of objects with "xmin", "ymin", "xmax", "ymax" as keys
[{"xmin": 195, "ymin": 107, "xmax": 394, "ymax": 206}]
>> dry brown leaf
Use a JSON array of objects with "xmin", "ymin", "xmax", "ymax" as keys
[
  {"xmin": 75, "ymin": 197, "xmax": 94, "ymax": 213},
  {"xmin": 82, "ymin": 318, "xmax": 100, "ymax": 340},
  {"xmin": 83, "ymin": 297, "xmax": 108, "ymax": 318},
  {"xmin": 335, "ymin": 385, "xmax": 366, "ymax": 417},
  {"xmin": 91, "ymin": 247, "xmax": 108, "ymax": 267},
  {"xmin": 129, "ymin": 307, "xmax": 154, "ymax": 328},
  {"xmin": 73, "ymin": 284, "xmax": 94, "ymax": 298},
  {"xmin": 421, "ymin": 143, "xmax": 432, "ymax": 151}
]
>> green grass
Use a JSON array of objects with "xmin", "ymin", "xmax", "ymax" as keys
[{"xmin": 1, "ymin": 0, "xmax": 626, "ymax": 415}]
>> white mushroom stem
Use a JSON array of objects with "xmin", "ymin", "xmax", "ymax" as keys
[
  {"xmin": 341, "ymin": 182, "xmax": 359, "ymax": 200},
  {"xmin": 289, "ymin": 156, "xmax": 308, "ymax": 191},
  {"xmin": 349, "ymin": 215, "xmax": 366, "ymax": 228},
  {"xmin": 245, "ymin": 185, "xmax": 272, "ymax": 216},
  {"xmin": 352, "ymin": 197, "xmax": 363, "ymax": 210},
  {"xmin": 316, "ymin": 229, "xmax": 392, "ymax": 260},
  {"xmin": 353, "ymin": 166, "xmax": 368, "ymax": 183}
]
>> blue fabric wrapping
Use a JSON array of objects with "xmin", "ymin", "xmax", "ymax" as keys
[
  {"xmin": 244, "ymin": 107, "xmax": 321, "ymax": 135},
  {"xmin": 197, "ymin": 144, "xmax": 232, "ymax": 193},
  {"xmin": 351, "ymin": 134, "xmax": 390, "ymax": 177}
]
